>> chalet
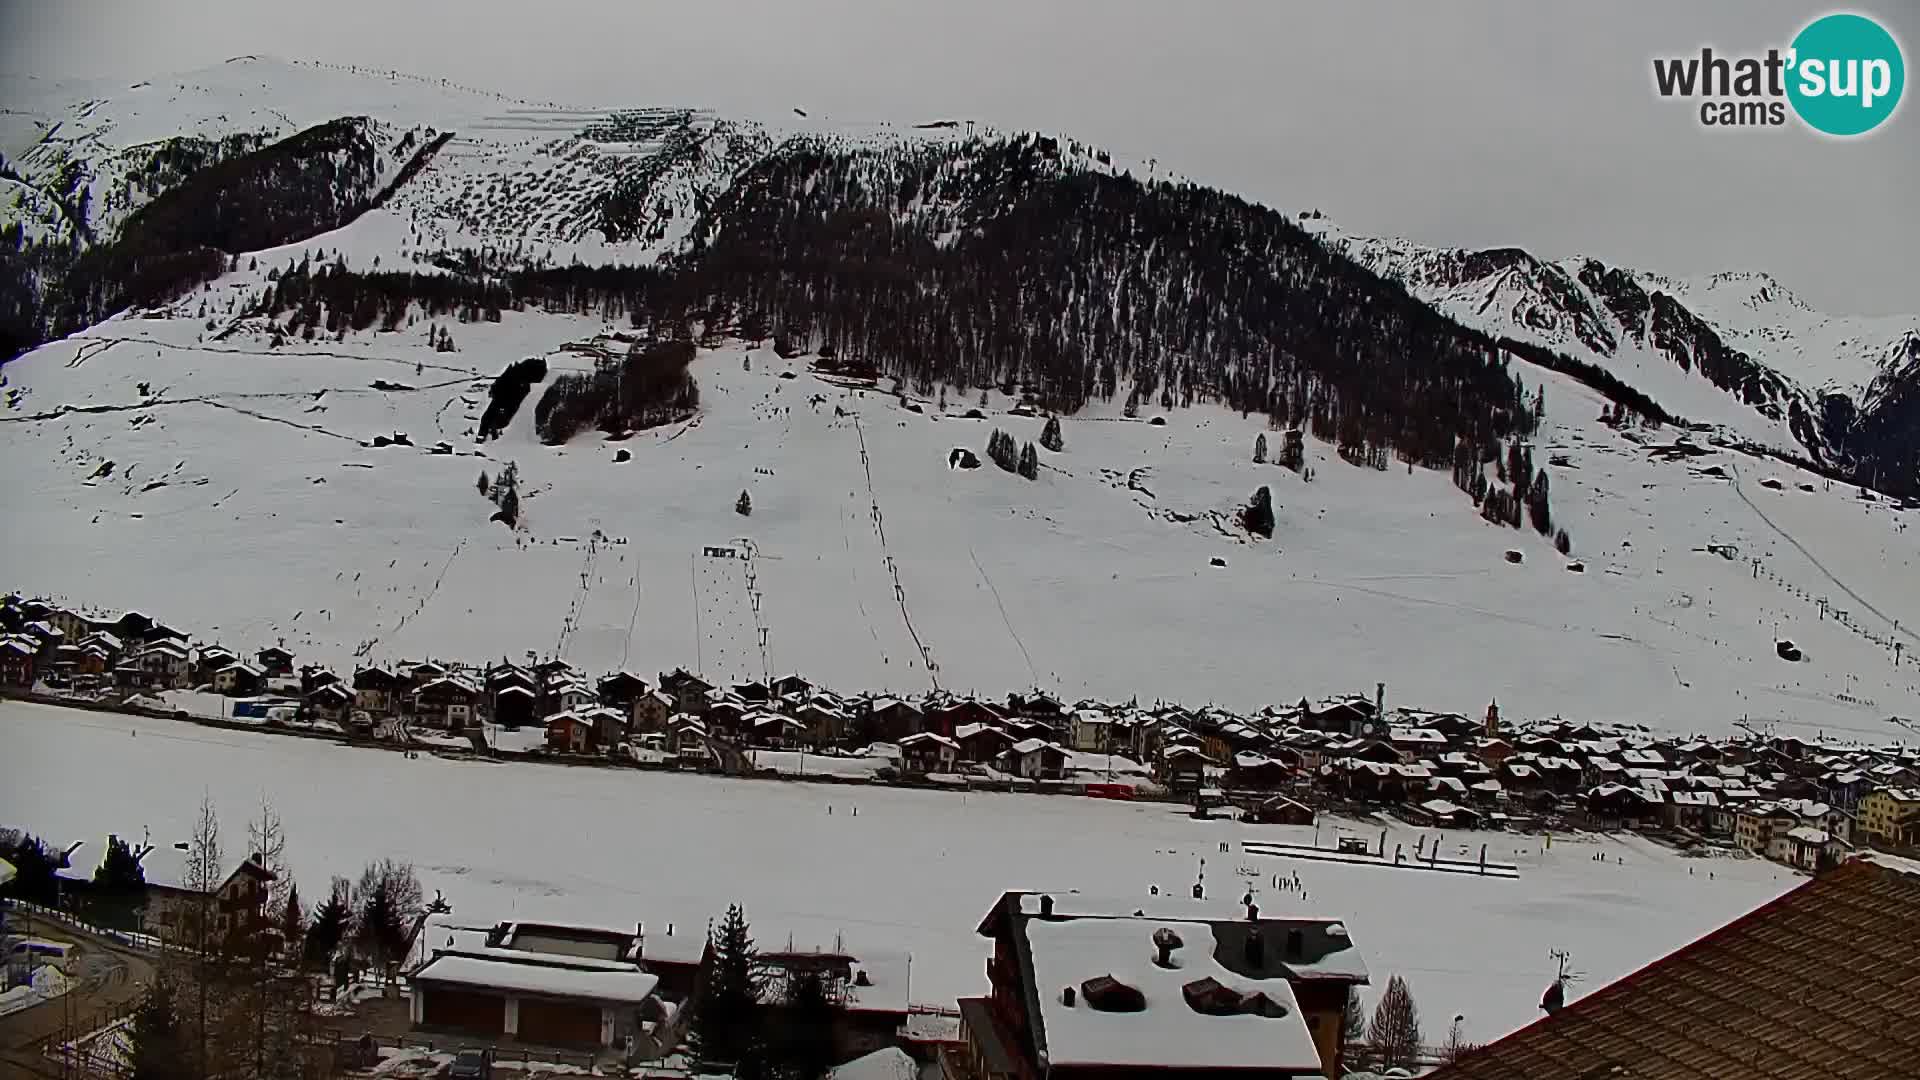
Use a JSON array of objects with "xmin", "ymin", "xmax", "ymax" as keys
[
  {"xmin": 0, "ymin": 636, "xmax": 36, "ymax": 686},
  {"xmin": 1413, "ymin": 798, "xmax": 1481, "ymax": 829},
  {"xmin": 1162, "ymin": 746, "xmax": 1215, "ymax": 796},
  {"xmin": 596, "ymin": 671, "xmax": 651, "ymax": 711},
  {"xmin": 1245, "ymin": 795, "xmax": 1316, "ymax": 826},
  {"xmin": 659, "ymin": 669, "xmax": 714, "ymax": 714},
  {"xmin": 1306, "ymin": 696, "xmax": 1375, "ymax": 736},
  {"xmin": 631, "ymin": 690, "xmax": 674, "ymax": 734},
  {"xmin": 549, "ymin": 681, "xmax": 597, "ymax": 715},
  {"xmin": 46, "ymin": 607, "xmax": 92, "ymax": 641},
  {"xmin": 957, "ymin": 723, "xmax": 1016, "ymax": 764},
  {"xmin": 534, "ymin": 658, "xmax": 579, "ymax": 684},
  {"xmin": 409, "ymin": 921, "xmax": 672, "ymax": 1053},
  {"xmin": 138, "ymin": 640, "xmax": 192, "ymax": 689},
  {"xmin": 1428, "ymin": 861, "xmax": 1920, "ymax": 1080},
  {"xmin": 794, "ymin": 701, "xmax": 847, "ymax": 746},
  {"xmin": 584, "ymin": 706, "xmax": 629, "ymax": 748},
  {"xmin": 961, "ymin": 891, "xmax": 1369, "ymax": 1080},
  {"xmin": 899, "ymin": 732, "xmax": 960, "ymax": 776},
  {"xmin": 1663, "ymin": 790, "xmax": 1720, "ymax": 834},
  {"xmin": 305, "ymin": 683, "xmax": 355, "ymax": 724},
  {"xmin": 929, "ymin": 698, "xmax": 1004, "ymax": 739},
  {"xmin": 1860, "ymin": 787, "xmax": 1920, "ymax": 845},
  {"xmin": 353, "ymin": 666, "xmax": 404, "ymax": 716},
  {"xmin": 142, "ymin": 622, "xmax": 187, "ymax": 645},
  {"xmin": 732, "ymin": 679, "xmax": 772, "ymax": 705},
  {"xmin": 1586, "ymin": 784, "xmax": 1661, "ymax": 828},
  {"xmin": 293, "ymin": 664, "xmax": 337, "ymax": 693},
  {"xmin": 212, "ymin": 662, "xmax": 264, "ymax": 696},
  {"xmin": 704, "ymin": 699, "xmax": 748, "ymax": 736},
  {"xmin": 749, "ymin": 711, "xmax": 806, "ymax": 748},
  {"xmin": 255, "ymin": 646, "xmax": 295, "ymax": 677},
  {"xmin": 1387, "ymin": 725, "xmax": 1448, "ymax": 761},
  {"xmin": 74, "ymin": 641, "xmax": 113, "ymax": 677},
  {"xmin": 665, "ymin": 717, "xmax": 708, "ymax": 757},
  {"xmin": 413, "ymin": 675, "xmax": 484, "ymax": 730},
  {"xmin": 1784, "ymin": 826, "xmax": 1840, "ymax": 872},
  {"xmin": 406, "ymin": 660, "xmax": 449, "ymax": 689},
  {"xmin": 483, "ymin": 661, "xmax": 532, "ymax": 688},
  {"xmin": 770, "ymin": 673, "xmax": 813, "ymax": 699},
  {"xmin": 1007, "ymin": 691, "xmax": 1064, "ymax": 721},
  {"xmin": 546, "ymin": 711, "xmax": 595, "ymax": 755},
  {"xmin": 107, "ymin": 610, "xmax": 153, "ymax": 640},
  {"xmin": 77, "ymin": 630, "xmax": 123, "ymax": 659},
  {"xmin": 867, "ymin": 697, "xmax": 925, "ymax": 742},
  {"xmin": 1226, "ymin": 752, "xmax": 1295, "ymax": 791},
  {"xmin": 494, "ymin": 685, "xmax": 536, "ymax": 729},
  {"xmin": 1068, "ymin": 710, "xmax": 1114, "ymax": 753},
  {"xmin": 136, "ymin": 842, "xmax": 277, "ymax": 946},
  {"xmin": 1005, "ymin": 739, "xmax": 1070, "ymax": 781}
]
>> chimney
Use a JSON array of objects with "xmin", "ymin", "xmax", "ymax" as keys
[
  {"xmin": 1243, "ymin": 925, "xmax": 1264, "ymax": 969},
  {"xmin": 1374, "ymin": 682, "xmax": 1385, "ymax": 731},
  {"xmin": 1039, "ymin": 894, "xmax": 1054, "ymax": 917},
  {"xmin": 1061, "ymin": 986, "xmax": 1076, "ymax": 1007},
  {"xmin": 1285, "ymin": 928, "xmax": 1304, "ymax": 961}
]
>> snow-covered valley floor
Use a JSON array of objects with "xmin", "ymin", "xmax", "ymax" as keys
[{"xmin": 0, "ymin": 699, "xmax": 1800, "ymax": 1044}]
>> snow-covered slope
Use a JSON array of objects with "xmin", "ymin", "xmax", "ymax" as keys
[
  {"xmin": 6, "ymin": 296, "xmax": 1919, "ymax": 741},
  {"xmin": 5, "ymin": 59, "xmax": 1919, "ymax": 742},
  {"xmin": 1306, "ymin": 220, "xmax": 1920, "ymax": 480}
]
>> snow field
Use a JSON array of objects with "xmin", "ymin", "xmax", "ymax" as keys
[{"xmin": 0, "ymin": 698, "xmax": 1797, "ymax": 1045}]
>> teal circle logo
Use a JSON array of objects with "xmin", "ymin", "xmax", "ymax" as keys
[{"xmin": 1788, "ymin": 13, "xmax": 1904, "ymax": 135}]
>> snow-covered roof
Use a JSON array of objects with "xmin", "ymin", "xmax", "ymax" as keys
[
  {"xmin": 1786, "ymin": 826, "xmax": 1831, "ymax": 845},
  {"xmin": 1023, "ymin": 917, "xmax": 1323, "ymax": 1072},
  {"xmin": 411, "ymin": 953, "xmax": 660, "ymax": 1004},
  {"xmin": 899, "ymin": 732, "xmax": 958, "ymax": 749}
]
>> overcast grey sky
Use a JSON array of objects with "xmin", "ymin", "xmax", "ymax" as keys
[{"xmin": 4, "ymin": 1, "xmax": 1915, "ymax": 313}]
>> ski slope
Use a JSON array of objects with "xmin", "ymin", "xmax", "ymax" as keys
[
  {"xmin": 0, "ymin": 698, "xmax": 1803, "ymax": 1045},
  {"xmin": 5, "ymin": 289, "xmax": 1920, "ymax": 742}
]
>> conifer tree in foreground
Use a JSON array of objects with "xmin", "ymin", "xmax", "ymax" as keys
[
  {"xmin": 1368, "ymin": 973, "xmax": 1423, "ymax": 1070},
  {"xmin": 692, "ymin": 903, "xmax": 765, "ymax": 1067},
  {"xmin": 1018, "ymin": 441, "xmax": 1039, "ymax": 479}
]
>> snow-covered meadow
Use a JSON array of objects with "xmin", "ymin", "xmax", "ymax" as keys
[
  {"xmin": 5, "ymin": 298, "xmax": 1920, "ymax": 741},
  {"xmin": 0, "ymin": 699, "xmax": 1800, "ymax": 1044}
]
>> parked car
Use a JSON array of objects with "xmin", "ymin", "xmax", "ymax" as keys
[{"xmin": 444, "ymin": 1049, "xmax": 492, "ymax": 1080}]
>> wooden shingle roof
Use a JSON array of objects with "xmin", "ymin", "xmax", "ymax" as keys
[{"xmin": 1433, "ymin": 859, "xmax": 1920, "ymax": 1079}]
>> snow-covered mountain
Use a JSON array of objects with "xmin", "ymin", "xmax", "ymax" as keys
[
  {"xmin": 1305, "ymin": 220, "xmax": 1920, "ymax": 485},
  {"xmin": 5, "ymin": 57, "xmax": 1919, "ymax": 743}
]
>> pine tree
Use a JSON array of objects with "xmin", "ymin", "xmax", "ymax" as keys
[
  {"xmin": 1555, "ymin": 528, "xmax": 1573, "ymax": 555},
  {"xmin": 1342, "ymin": 988, "xmax": 1370, "ymax": 1070},
  {"xmin": 93, "ymin": 833, "xmax": 146, "ymax": 893},
  {"xmin": 497, "ymin": 486, "xmax": 519, "ymax": 527},
  {"xmin": 1242, "ymin": 485, "xmax": 1275, "ymax": 538},
  {"xmin": 304, "ymin": 877, "xmax": 351, "ymax": 973},
  {"xmin": 988, "ymin": 428, "xmax": 1019, "ymax": 472},
  {"xmin": 1040, "ymin": 415, "xmax": 1064, "ymax": 452},
  {"xmin": 1018, "ymin": 441, "xmax": 1039, "ymax": 479},
  {"xmin": 736, "ymin": 490, "xmax": 753, "ymax": 516},
  {"xmin": 127, "ymin": 975, "xmax": 190, "ymax": 1080},
  {"xmin": 280, "ymin": 883, "xmax": 305, "ymax": 962},
  {"xmin": 771, "ymin": 968, "xmax": 837, "ymax": 1080},
  {"xmin": 476, "ymin": 470, "xmax": 489, "ymax": 497},
  {"xmin": 692, "ymin": 903, "xmax": 765, "ymax": 1066},
  {"xmin": 1527, "ymin": 468, "xmax": 1552, "ymax": 534},
  {"xmin": 1367, "ymin": 973, "xmax": 1423, "ymax": 1070},
  {"xmin": 1253, "ymin": 432, "xmax": 1267, "ymax": 464}
]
